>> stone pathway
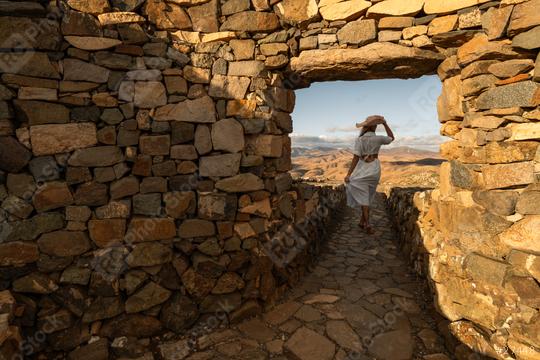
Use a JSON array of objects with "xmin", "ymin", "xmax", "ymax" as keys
[{"xmin": 175, "ymin": 194, "xmax": 453, "ymax": 360}]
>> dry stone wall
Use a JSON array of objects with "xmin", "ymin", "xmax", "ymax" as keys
[{"xmin": 0, "ymin": 0, "xmax": 539, "ymax": 358}]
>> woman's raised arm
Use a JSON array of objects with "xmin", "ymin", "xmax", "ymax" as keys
[{"xmin": 381, "ymin": 119, "xmax": 395, "ymax": 140}]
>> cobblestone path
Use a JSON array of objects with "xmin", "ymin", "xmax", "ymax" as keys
[{"xmin": 176, "ymin": 195, "xmax": 453, "ymax": 360}]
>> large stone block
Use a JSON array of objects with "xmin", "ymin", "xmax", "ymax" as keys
[
  {"xmin": 199, "ymin": 153, "xmax": 241, "ymax": 177},
  {"xmin": 424, "ymin": 0, "xmax": 492, "ymax": 14},
  {"xmin": 319, "ymin": 0, "xmax": 371, "ymax": 21},
  {"xmin": 134, "ymin": 81, "xmax": 167, "ymax": 109},
  {"xmin": 437, "ymin": 75, "xmax": 464, "ymax": 122},
  {"xmin": 30, "ymin": 123, "xmax": 97, "ymax": 156},
  {"xmin": 140, "ymin": 135, "xmax": 170, "ymax": 155},
  {"xmin": 483, "ymin": 162, "xmax": 535, "ymax": 190},
  {"xmin": 464, "ymin": 253, "xmax": 508, "ymax": 286},
  {"xmin": 274, "ymin": 0, "xmax": 318, "ymax": 25},
  {"xmin": 187, "ymin": 0, "xmax": 219, "ymax": 32},
  {"xmin": 14, "ymin": 100, "xmax": 69, "ymax": 125},
  {"xmin": 68, "ymin": 146, "xmax": 124, "ymax": 167},
  {"xmin": 512, "ymin": 26, "xmax": 540, "ymax": 50},
  {"xmin": 0, "ymin": 242, "xmax": 39, "ymax": 266},
  {"xmin": 33, "ymin": 182, "xmax": 73, "ymax": 212},
  {"xmin": 284, "ymin": 327, "xmax": 336, "ymax": 360},
  {"xmin": 510, "ymin": 123, "xmax": 540, "ymax": 141},
  {"xmin": 290, "ymin": 43, "xmax": 445, "ymax": 83},
  {"xmin": 456, "ymin": 34, "xmax": 521, "ymax": 66},
  {"xmin": 473, "ymin": 190, "xmax": 518, "ymax": 216},
  {"xmin": 476, "ymin": 81, "xmax": 540, "ymax": 109},
  {"xmin": 220, "ymin": 11, "xmax": 280, "ymax": 32},
  {"xmin": 143, "ymin": 0, "xmax": 192, "ymax": 30},
  {"xmin": 516, "ymin": 185, "xmax": 540, "ymax": 215},
  {"xmin": 125, "ymin": 218, "xmax": 177, "ymax": 243},
  {"xmin": 38, "ymin": 231, "xmax": 92, "ymax": 257},
  {"xmin": 178, "ymin": 219, "xmax": 215, "ymax": 238},
  {"xmin": 215, "ymin": 173, "xmax": 265, "ymax": 193},
  {"xmin": 487, "ymin": 59, "xmax": 535, "ymax": 78},
  {"xmin": 63, "ymin": 59, "xmax": 110, "ymax": 83},
  {"xmin": 209, "ymin": 75, "xmax": 251, "ymax": 100},
  {"xmin": 481, "ymin": 5, "xmax": 513, "ymax": 40},
  {"xmin": 507, "ymin": 0, "xmax": 540, "ymax": 35},
  {"xmin": 153, "ymin": 96, "xmax": 216, "ymax": 123},
  {"xmin": 88, "ymin": 219, "xmax": 126, "ymax": 248},
  {"xmin": 62, "ymin": 9, "xmax": 102, "ymax": 36},
  {"xmin": 337, "ymin": 19, "xmax": 377, "ymax": 46},
  {"xmin": 222, "ymin": 0, "xmax": 250, "ymax": 16},
  {"xmin": 228, "ymin": 61, "xmax": 265, "ymax": 77},
  {"xmin": 367, "ymin": 0, "xmax": 424, "ymax": 16},
  {"xmin": 0, "ymin": 136, "xmax": 32, "ymax": 173},
  {"xmin": 499, "ymin": 216, "xmax": 540, "ymax": 253},
  {"xmin": 211, "ymin": 118, "xmax": 245, "ymax": 153}
]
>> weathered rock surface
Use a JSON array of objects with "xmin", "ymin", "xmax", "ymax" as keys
[
  {"xmin": 38, "ymin": 231, "xmax": 91, "ymax": 257},
  {"xmin": 476, "ymin": 81, "xmax": 540, "ymax": 109},
  {"xmin": 64, "ymin": 36, "xmax": 122, "ymax": 51},
  {"xmin": 211, "ymin": 118, "xmax": 245, "ymax": 153},
  {"xmin": 63, "ymin": 59, "xmax": 110, "ymax": 83},
  {"xmin": 319, "ymin": 0, "xmax": 371, "ymax": 22},
  {"xmin": 367, "ymin": 0, "xmax": 424, "ymax": 16},
  {"xmin": 290, "ymin": 43, "xmax": 444, "ymax": 83},
  {"xmin": 0, "ymin": 136, "xmax": 32, "ymax": 172},
  {"xmin": 126, "ymin": 282, "xmax": 172, "ymax": 313},
  {"xmin": 337, "ymin": 19, "xmax": 377, "ymax": 46},
  {"xmin": 274, "ymin": 0, "xmax": 319, "ymax": 25},
  {"xmin": 215, "ymin": 173, "xmax": 265, "ymax": 192},
  {"xmin": 30, "ymin": 123, "xmax": 97, "ymax": 156},
  {"xmin": 153, "ymin": 96, "xmax": 216, "ymax": 122},
  {"xmin": 424, "ymin": 0, "xmax": 491, "ymax": 14},
  {"xmin": 221, "ymin": 11, "xmax": 280, "ymax": 32}
]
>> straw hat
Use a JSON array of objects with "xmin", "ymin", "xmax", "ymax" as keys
[{"xmin": 356, "ymin": 115, "xmax": 384, "ymax": 128}]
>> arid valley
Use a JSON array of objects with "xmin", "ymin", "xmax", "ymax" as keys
[{"xmin": 291, "ymin": 146, "xmax": 444, "ymax": 191}]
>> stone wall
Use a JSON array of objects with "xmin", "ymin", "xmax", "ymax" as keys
[{"xmin": 0, "ymin": 0, "xmax": 539, "ymax": 358}]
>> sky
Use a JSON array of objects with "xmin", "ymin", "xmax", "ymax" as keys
[{"xmin": 291, "ymin": 75, "xmax": 445, "ymax": 152}]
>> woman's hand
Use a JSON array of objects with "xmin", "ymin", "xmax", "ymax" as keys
[{"xmin": 344, "ymin": 176, "xmax": 350, "ymax": 183}]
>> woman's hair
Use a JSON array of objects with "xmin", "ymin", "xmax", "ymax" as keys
[{"xmin": 360, "ymin": 125, "xmax": 377, "ymax": 137}]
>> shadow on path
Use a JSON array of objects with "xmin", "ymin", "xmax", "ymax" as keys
[{"xmin": 175, "ymin": 194, "xmax": 453, "ymax": 360}]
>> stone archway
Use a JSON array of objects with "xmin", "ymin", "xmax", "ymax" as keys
[{"xmin": 0, "ymin": 0, "xmax": 539, "ymax": 358}]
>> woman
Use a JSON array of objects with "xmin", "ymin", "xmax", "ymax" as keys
[{"xmin": 345, "ymin": 115, "xmax": 395, "ymax": 234}]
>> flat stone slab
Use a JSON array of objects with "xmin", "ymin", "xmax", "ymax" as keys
[
  {"xmin": 284, "ymin": 327, "xmax": 335, "ymax": 360},
  {"xmin": 289, "ymin": 42, "xmax": 445, "ymax": 85}
]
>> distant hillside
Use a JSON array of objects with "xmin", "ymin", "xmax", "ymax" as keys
[{"xmin": 291, "ymin": 146, "xmax": 443, "ymax": 190}]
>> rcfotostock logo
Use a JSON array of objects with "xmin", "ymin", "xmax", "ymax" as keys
[
  {"xmin": 0, "ymin": 34, "xmax": 34, "ymax": 74},
  {"xmin": 0, "ymin": 8, "xmax": 62, "ymax": 74},
  {"xmin": 408, "ymin": 76, "xmax": 441, "ymax": 124}
]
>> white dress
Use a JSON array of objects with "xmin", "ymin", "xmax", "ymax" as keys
[{"xmin": 346, "ymin": 132, "xmax": 393, "ymax": 208}]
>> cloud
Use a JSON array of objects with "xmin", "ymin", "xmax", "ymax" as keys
[
  {"xmin": 326, "ymin": 123, "xmax": 402, "ymax": 133},
  {"xmin": 325, "ymin": 125, "xmax": 359, "ymax": 133},
  {"xmin": 290, "ymin": 134, "xmax": 356, "ymax": 148},
  {"xmin": 390, "ymin": 135, "xmax": 445, "ymax": 149},
  {"xmin": 291, "ymin": 133, "xmax": 445, "ymax": 151}
]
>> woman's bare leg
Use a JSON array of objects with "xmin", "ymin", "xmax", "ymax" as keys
[{"xmin": 362, "ymin": 206, "xmax": 374, "ymax": 234}]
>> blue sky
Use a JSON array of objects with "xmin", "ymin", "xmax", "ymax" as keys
[{"xmin": 291, "ymin": 76, "xmax": 445, "ymax": 151}]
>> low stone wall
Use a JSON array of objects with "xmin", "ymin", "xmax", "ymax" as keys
[
  {"xmin": 386, "ymin": 187, "xmax": 434, "ymax": 278},
  {"xmin": 387, "ymin": 185, "xmax": 540, "ymax": 360},
  {"xmin": 0, "ymin": 181, "xmax": 344, "ymax": 359}
]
